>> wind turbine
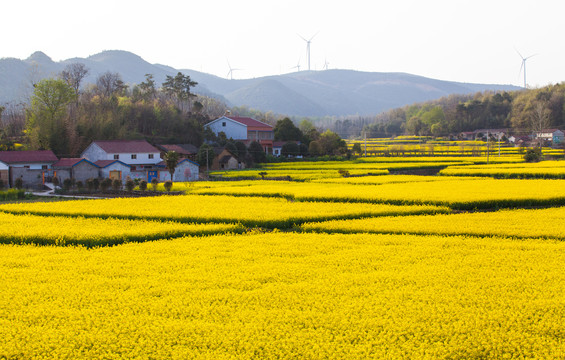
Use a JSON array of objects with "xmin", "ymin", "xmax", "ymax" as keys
[
  {"xmin": 290, "ymin": 58, "xmax": 301, "ymax": 72},
  {"xmin": 226, "ymin": 60, "xmax": 241, "ymax": 80},
  {"xmin": 516, "ymin": 50, "xmax": 537, "ymax": 88},
  {"xmin": 323, "ymin": 58, "xmax": 329, "ymax": 70},
  {"xmin": 298, "ymin": 32, "xmax": 319, "ymax": 71}
]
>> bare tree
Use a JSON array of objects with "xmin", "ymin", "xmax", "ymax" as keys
[
  {"xmin": 531, "ymin": 102, "xmax": 551, "ymax": 147},
  {"xmin": 61, "ymin": 63, "xmax": 89, "ymax": 98},
  {"xmin": 96, "ymin": 71, "xmax": 127, "ymax": 97}
]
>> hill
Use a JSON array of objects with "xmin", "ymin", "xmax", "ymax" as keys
[{"xmin": 0, "ymin": 50, "xmax": 520, "ymax": 116}]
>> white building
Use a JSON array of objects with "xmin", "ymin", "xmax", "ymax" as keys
[{"xmin": 81, "ymin": 140, "xmax": 162, "ymax": 170}]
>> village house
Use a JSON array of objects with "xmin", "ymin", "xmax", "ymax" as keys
[
  {"xmin": 535, "ymin": 129, "xmax": 564, "ymax": 145},
  {"xmin": 157, "ymin": 158, "xmax": 200, "ymax": 182},
  {"xmin": 211, "ymin": 148, "xmax": 245, "ymax": 171},
  {"xmin": 81, "ymin": 140, "xmax": 163, "ymax": 181},
  {"xmin": 0, "ymin": 150, "xmax": 58, "ymax": 188},
  {"xmin": 93, "ymin": 160, "xmax": 132, "ymax": 181},
  {"xmin": 157, "ymin": 144, "xmax": 199, "ymax": 162},
  {"xmin": 52, "ymin": 158, "xmax": 100, "ymax": 183},
  {"xmin": 205, "ymin": 114, "xmax": 274, "ymax": 154}
]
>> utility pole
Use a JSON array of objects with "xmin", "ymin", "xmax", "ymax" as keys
[{"xmin": 486, "ymin": 130, "xmax": 490, "ymax": 165}]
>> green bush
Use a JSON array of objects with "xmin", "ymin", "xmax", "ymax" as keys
[
  {"xmin": 151, "ymin": 178, "xmax": 159, "ymax": 191},
  {"xmin": 163, "ymin": 180, "xmax": 173, "ymax": 192},
  {"xmin": 112, "ymin": 179, "xmax": 122, "ymax": 191},
  {"xmin": 524, "ymin": 148, "xmax": 542, "ymax": 162},
  {"xmin": 139, "ymin": 180, "xmax": 148, "ymax": 191},
  {"xmin": 14, "ymin": 178, "xmax": 23, "ymax": 190},
  {"xmin": 125, "ymin": 179, "xmax": 135, "ymax": 192},
  {"xmin": 100, "ymin": 178, "xmax": 112, "ymax": 192}
]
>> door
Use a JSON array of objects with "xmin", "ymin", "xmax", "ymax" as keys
[
  {"xmin": 147, "ymin": 170, "xmax": 158, "ymax": 182},
  {"xmin": 109, "ymin": 170, "xmax": 122, "ymax": 180}
]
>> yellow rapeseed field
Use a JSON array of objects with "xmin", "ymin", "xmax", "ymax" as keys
[
  {"xmin": 301, "ymin": 206, "xmax": 565, "ymax": 240},
  {"xmin": 192, "ymin": 178, "xmax": 565, "ymax": 209},
  {"xmin": 1, "ymin": 232, "xmax": 564, "ymax": 359},
  {"xmin": 0, "ymin": 195, "xmax": 449, "ymax": 228},
  {"xmin": 0, "ymin": 211, "xmax": 242, "ymax": 246}
]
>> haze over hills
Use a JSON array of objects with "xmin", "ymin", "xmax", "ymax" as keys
[{"xmin": 0, "ymin": 50, "xmax": 521, "ymax": 117}]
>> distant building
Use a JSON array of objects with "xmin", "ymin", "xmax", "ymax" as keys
[
  {"xmin": 535, "ymin": 129, "xmax": 564, "ymax": 145},
  {"xmin": 0, "ymin": 150, "xmax": 58, "ymax": 188},
  {"xmin": 81, "ymin": 140, "xmax": 162, "ymax": 169},
  {"xmin": 205, "ymin": 115, "xmax": 274, "ymax": 154},
  {"xmin": 53, "ymin": 158, "xmax": 99, "ymax": 183}
]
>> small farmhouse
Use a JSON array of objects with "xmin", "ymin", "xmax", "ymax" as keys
[
  {"xmin": 94, "ymin": 160, "xmax": 132, "ymax": 181},
  {"xmin": 53, "ymin": 158, "xmax": 99, "ymax": 183},
  {"xmin": 535, "ymin": 129, "xmax": 564, "ymax": 145},
  {"xmin": 157, "ymin": 158, "xmax": 200, "ymax": 182},
  {"xmin": 205, "ymin": 115, "xmax": 274, "ymax": 154},
  {"xmin": 0, "ymin": 150, "xmax": 58, "ymax": 188}
]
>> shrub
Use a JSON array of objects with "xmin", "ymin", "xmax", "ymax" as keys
[
  {"xmin": 524, "ymin": 148, "xmax": 542, "ymax": 162},
  {"xmin": 92, "ymin": 178, "xmax": 100, "ymax": 191},
  {"xmin": 125, "ymin": 179, "xmax": 135, "ymax": 192},
  {"xmin": 0, "ymin": 179, "xmax": 4, "ymax": 190},
  {"xmin": 75, "ymin": 181, "xmax": 84, "ymax": 191},
  {"xmin": 112, "ymin": 179, "xmax": 122, "ymax": 191},
  {"xmin": 338, "ymin": 169, "xmax": 350, "ymax": 177},
  {"xmin": 139, "ymin": 180, "xmax": 148, "ymax": 192},
  {"xmin": 151, "ymin": 178, "xmax": 159, "ymax": 191},
  {"xmin": 52, "ymin": 177, "xmax": 60, "ymax": 187},
  {"xmin": 86, "ymin": 178, "xmax": 95, "ymax": 192},
  {"xmin": 100, "ymin": 178, "xmax": 112, "ymax": 192},
  {"xmin": 62, "ymin": 178, "xmax": 73, "ymax": 191},
  {"xmin": 163, "ymin": 180, "xmax": 173, "ymax": 192}
]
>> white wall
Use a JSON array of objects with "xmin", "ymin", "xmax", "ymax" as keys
[{"xmin": 207, "ymin": 117, "xmax": 247, "ymax": 140}]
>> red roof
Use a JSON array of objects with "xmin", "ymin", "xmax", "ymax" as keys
[
  {"xmin": 0, "ymin": 150, "xmax": 58, "ymax": 164},
  {"xmin": 53, "ymin": 158, "xmax": 88, "ymax": 167},
  {"xmin": 94, "ymin": 160, "xmax": 130, "ymax": 168},
  {"xmin": 226, "ymin": 116, "xmax": 273, "ymax": 130},
  {"xmin": 91, "ymin": 140, "xmax": 159, "ymax": 153},
  {"xmin": 159, "ymin": 144, "xmax": 198, "ymax": 155}
]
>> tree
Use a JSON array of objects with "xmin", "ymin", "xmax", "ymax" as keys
[
  {"xmin": 308, "ymin": 140, "xmax": 323, "ymax": 156},
  {"xmin": 197, "ymin": 144, "xmax": 215, "ymax": 168},
  {"xmin": 318, "ymin": 130, "xmax": 347, "ymax": 155},
  {"xmin": 352, "ymin": 143, "xmax": 362, "ymax": 155},
  {"xmin": 248, "ymin": 141, "xmax": 266, "ymax": 163},
  {"xmin": 138, "ymin": 74, "xmax": 157, "ymax": 101},
  {"xmin": 281, "ymin": 142, "xmax": 300, "ymax": 157},
  {"xmin": 162, "ymin": 72, "xmax": 198, "ymax": 112},
  {"xmin": 274, "ymin": 117, "xmax": 303, "ymax": 141},
  {"xmin": 163, "ymin": 151, "xmax": 180, "ymax": 182},
  {"xmin": 60, "ymin": 63, "xmax": 89, "ymax": 98},
  {"xmin": 96, "ymin": 72, "xmax": 127, "ymax": 97},
  {"xmin": 531, "ymin": 102, "xmax": 551, "ymax": 147},
  {"xmin": 26, "ymin": 78, "xmax": 76, "ymax": 154}
]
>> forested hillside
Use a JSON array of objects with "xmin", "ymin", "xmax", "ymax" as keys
[{"xmin": 320, "ymin": 83, "xmax": 565, "ymax": 139}]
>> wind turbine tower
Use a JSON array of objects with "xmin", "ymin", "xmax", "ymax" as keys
[
  {"xmin": 298, "ymin": 32, "xmax": 318, "ymax": 71},
  {"xmin": 226, "ymin": 60, "xmax": 241, "ymax": 80},
  {"xmin": 516, "ymin": 50, "xmax": 536, "ymax": 89}
]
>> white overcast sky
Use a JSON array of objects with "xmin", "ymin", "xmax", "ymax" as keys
[{"xmin": 3, "ymin": 0, "xmax": 564, "ymax": 87}]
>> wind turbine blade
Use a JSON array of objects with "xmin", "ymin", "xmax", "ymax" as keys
[
  {"xmin": 297, "ymin": 33, "xmax": 308, "ymax": 42},
  {"xmin": 525, "ymin": 53, "xmax": 538, "ymax": 60},
  {"xmin": 514, "ymin": 48, "xmax": 524, "ymax": 60},
  {"xmin": 309, "ymin": 30, "xmax": 320, "ymax": 41}
]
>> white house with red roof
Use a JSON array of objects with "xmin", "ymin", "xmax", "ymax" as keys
[
  {"xmin": 206, "ymin": 115, "xmax": 274, "ymax": 154},
  {"xmin": 0, "ymin": 150, "xmax": 58, "ymax": 188},
  {"xmin": 81, "ymin": 140, "xmax": 162, "ymax": 168}
]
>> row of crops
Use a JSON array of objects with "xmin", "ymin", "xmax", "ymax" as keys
[{"xmin": 2, "ymin": 164, "xmax": 565, "ymax": 358}]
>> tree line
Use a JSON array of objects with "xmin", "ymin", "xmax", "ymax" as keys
[{"xmin": 0, "ymin": 62, "xmax": 348, "ymax": 162}]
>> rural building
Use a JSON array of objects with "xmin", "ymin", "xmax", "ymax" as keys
[
  {"xmin": 157, "ymin": 158, "xmax": 200, "ymax": 182},
  {"xmin": 0, "ymin": 150, "xmax": 58, "ymax": 188},
  {"xmin": 94, "ymin": 160, "xmax": 132, "ymax": 181},
  {"xmin": 53, "ymin": 158, "xmax": 100, "ymax": 183},
  {"xmin": 211, "ymin": 148, "xmax": 244, "ymax": 170},
  {"xmin": 0, "ymin": 161, "xmax": 8, "ymax": 185},
  {"xmin": 205, "ymin": 115, "xmax": 274, "ymax": 154},
  {"xmin": 81, "ymin": 140, "xmax": 162, "ymax": 170},
  {"xmin": 157, "ymin": 144, "xmax": 199, "ymax": 162},
  {"xmin": 535, "ymin": 129, "xmax": 564, "ymax": 145}
]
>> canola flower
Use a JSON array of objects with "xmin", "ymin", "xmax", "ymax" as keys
[
  {"xmin": 192, "ymin": 178, "xmax": 565, "ymax": 210},
  {"xmin": 301, "ymin": 206, "xmax": 565, "ymax": 240},
  {"xmin": 209, "ymin": 168, "xmax": 389, "ymax": 180},
  {"xmin": 1, "ymin": 232, "xmax": 564, "ymax": 359},
  {"xmin": 0, "ymin": 211, "xmax": 242, "ymax": 247},
  {"xmin": 0, "ymin": 195, "xmax": 449, "ymax": 229},
  {"xmin": 311, "ymin": 174, "xmax": 480, "ymax": 185},
  {"xmin": 440, "ymin": 160, "xmax": 565, "ymax": 179}
]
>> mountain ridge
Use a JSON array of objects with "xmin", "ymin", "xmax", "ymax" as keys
[{"xmin": 0, "ymin": 50, "xmax": 521, "ymax": 116}]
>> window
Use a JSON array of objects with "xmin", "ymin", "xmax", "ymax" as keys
[
  {"xmin": 131, "ymin": 154, "xmax": 137, "ymax": 160},
  {"xmin": 41, "ymin": 165, "xmax": 48, "ymax": 170},
  {"xmin": 222, "ymin": 122, "xmax": 227, "ymax": 127},
  {"xmin": 148, "ymin": 154, "xmax": 154, "ymax": 159},
  {"xmin": 114, "ymin": 154, "xmax": 119, "ymax": 160},
  {"xmin": 130, "ymin": 166, "xmax": 136, "ymax": 171}
]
